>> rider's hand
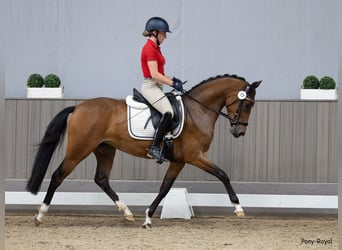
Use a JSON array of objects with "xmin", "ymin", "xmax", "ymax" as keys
[{"xmin": 172, "ymin": 77, "xmax": 184, "ymax": 92}]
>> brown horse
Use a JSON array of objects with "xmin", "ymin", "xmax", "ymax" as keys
[{"xmin": 26, "ymin": 74, "xmax": 261, "ymax": 228}]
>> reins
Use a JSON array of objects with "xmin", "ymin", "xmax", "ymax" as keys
[
  {"xmin": 181, "ymin": 84, "xmax": 253, "ymax": 126},
  {"xmin": 181, "ymin": 91, "xmax": 232, "ymax": 120}
]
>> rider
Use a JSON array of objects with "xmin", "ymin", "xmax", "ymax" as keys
[{"xmin": 140, "ymin": 16, "xmax": 184, "ymax": 161}]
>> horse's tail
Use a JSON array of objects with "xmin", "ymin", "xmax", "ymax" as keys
[{"xmin": 26, "ymin": 106, "xmax": 76, "ymax": 194}]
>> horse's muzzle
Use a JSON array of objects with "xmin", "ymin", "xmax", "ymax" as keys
[{"xmin": 230, "ymin": 125, "xmax": 246, "ymax": 138}]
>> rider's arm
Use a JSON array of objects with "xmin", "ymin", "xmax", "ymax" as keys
[{"xmin": 147, "ymin": 61, "xmax": 173, "ymax": 86}]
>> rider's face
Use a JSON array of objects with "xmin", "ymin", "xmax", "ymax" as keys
[{"xmin": 157, "ymin": 32, "xmax": 167, "ymax": 44}]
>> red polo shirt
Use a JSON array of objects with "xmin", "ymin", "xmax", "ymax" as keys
[{"xmin": 141, "ymin": 39, "xmax": 165, "ymax": 78}]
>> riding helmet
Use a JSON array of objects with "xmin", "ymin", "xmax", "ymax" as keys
[{"xmin": 145, "ymin": 17, "xmax": 172, "ymax": 33}]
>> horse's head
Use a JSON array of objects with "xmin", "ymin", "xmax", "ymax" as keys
[{"xmin": 226, "ymin": 80, "xmax": 262, "ymax": 138}]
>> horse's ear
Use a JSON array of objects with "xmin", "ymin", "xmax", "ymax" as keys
[{"xmin": 251, "ymin": 80, "xmax": 262, "ymax": 89}]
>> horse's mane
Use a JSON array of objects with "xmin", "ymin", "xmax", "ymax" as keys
[{"xmin": 188, "ymin": 74, "xmax": 247, "ymax": 92}]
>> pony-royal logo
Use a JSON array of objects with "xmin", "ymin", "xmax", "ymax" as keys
[{"xmin": 301, "ymin": 238, "xmax": 332, "ymax": 245}]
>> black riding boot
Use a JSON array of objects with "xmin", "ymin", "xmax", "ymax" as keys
[{"xmin": 147, "ymin": 112, "xmax": 172, "ymax": 161}]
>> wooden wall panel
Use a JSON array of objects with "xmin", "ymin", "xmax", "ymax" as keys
[
  {"xmin": 303, "ymin": 102, "xmax": 318, "ymax": 182},
  {"xmin": 5, "ymin": 99, "xmax": 338, "ymax": 184},
  {"xmin": 327, "ymin": 103, "xmax": 337, "ymax": 182},
  {"xmin": 254, "ymin": 102, "xmax": 268, "ymax": 182},
  {"xmin": 5, "ymin": 100, "xmax": 16, "ymax": 178},
  {"xmin": 266, "ymin": 102, "xmax": 280, "ymax": 181},
  {"xmin": 291, "ymin": 103, "xmax": 305, "ymax": 182},
  {"xmin": 278, "ymin": 102, "xmax": 293, "ymax": 182},
  {"xmin": 316, "ymin": 103, "xmax": 330, "ymax": 182}
]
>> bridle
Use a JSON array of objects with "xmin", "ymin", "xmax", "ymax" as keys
[
  {"xmin": 226, "ymin": 84, "xmax": 255, "ymax": 126},
  {"xmin": 182, "ymin": 83, "xmax": 255, "ymax": 126}
]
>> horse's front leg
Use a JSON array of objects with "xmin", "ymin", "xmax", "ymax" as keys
[
  {"xmin": 143, "ymin": 162, "xmax": 185, "ymax": 228},
  {"xmin": 190, "ymin": 153, "xmax": 245, "ymax": 217}
]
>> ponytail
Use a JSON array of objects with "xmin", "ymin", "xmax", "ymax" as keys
[{"xmin": 142, "ymin": 30, "xmax": 151, "ymax": 37}]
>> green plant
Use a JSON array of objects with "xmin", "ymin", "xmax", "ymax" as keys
[
  {"xmin": 303, "ymin": 75, "xmax": 319, "ymax": 89},
  {"xmin": 44, "ymin": 74, "xmax": 61, "ymax": 88},
  {"xmin": 319, "ymin": 76, "xmax": 336, "ymax": 89},
  {"xmin": 27, "ymin": 73, "xmax": 44, "ymax": 88}
]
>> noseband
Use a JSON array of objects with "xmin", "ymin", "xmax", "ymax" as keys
[{"xmin": 183, "ymin": 83, "xmax": 254, "ymax": 126}]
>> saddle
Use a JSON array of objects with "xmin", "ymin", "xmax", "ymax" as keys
[
  {"xmin": 125, "ymin": 88, "xmax": 185, "ymax": 141},
  {"xmin": 126, "ymin": 89, "xmax": 185, "ymax": 162},
  {"xmin": 132, "ymin": 88, "xmax": 181, "ymax": 130}
]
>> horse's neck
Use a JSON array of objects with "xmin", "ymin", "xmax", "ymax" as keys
[{"xmin": 190, "ymin": 79, "xmax": 239, "ymax": 110}]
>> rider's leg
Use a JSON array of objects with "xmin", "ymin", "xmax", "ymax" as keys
[
  {"xmin": 147, "ymin": 111, "xmax": 172, "ymax": 160},
  {"xmin": 141, "ymin": 79, "xmax": 174, "ymax": 161},
  {"xmin": 140, "ymin": 79, "xmax": 174, "ymax": 117}
]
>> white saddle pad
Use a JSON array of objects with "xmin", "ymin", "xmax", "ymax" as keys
[{"xmin": 125, "ymin": 94, "xmax": 185, "ymax": 140}]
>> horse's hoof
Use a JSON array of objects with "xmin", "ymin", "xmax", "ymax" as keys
[
  {"xmin": 124, "ymin": 214, "xmax": 135, "ymax": 222},
  {"xmin": 34, "ymin": 216, "xmax": 41, "ymax": 227},
  {"xmin": 142, "ymin": 223, "xmax": 152, "ymax": 229},
  {"xmin": 234, "ymin": 210, "xmax": 245, "ymax": 217}
]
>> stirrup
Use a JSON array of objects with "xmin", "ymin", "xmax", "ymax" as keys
[
  {"xmin": 147, "ymin": 146, "xmax": 162, "ymax": 159},
  {"xmin": 147, "ymin": 147, "xmax": 167, "ymax": 164}
]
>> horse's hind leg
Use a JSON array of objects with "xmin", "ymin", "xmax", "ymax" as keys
[
  {"xmin": 34, "ymin": 159, "xmax": 79, "ymax": 226},
  {"xmin": 94, "ymin": 143, "xmax": 134, "ymax": 221}
]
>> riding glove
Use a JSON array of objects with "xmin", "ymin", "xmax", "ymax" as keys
[{"xmin": 172, "ymin": 77, "xmax": 184, "ymax": 92}]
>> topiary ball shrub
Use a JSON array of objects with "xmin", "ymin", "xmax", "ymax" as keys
[
  {"xmin": 27, "ymin": 73, "xmax": 44, "ymax": 88},
  {"xmin": 303, "ymin": 75, "xmax": 319, "ymax": 89},
  {"xmin": 44, "ymin": 74, "xmax": 61, "ymax": 88},
  {"xmin": 319, "ymin": 76, "xmax": 336, "ymax": 89}
]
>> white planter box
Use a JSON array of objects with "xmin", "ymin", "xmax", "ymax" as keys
[
  {"xmin": 300, "ymin": 89, "xmax": 337, "ymax": 100},
  {"xmin": 27, "ymin": 87, "xmax": 64, "ymax": 98}
]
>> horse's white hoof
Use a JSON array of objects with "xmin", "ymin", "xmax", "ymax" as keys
[
  {"xmin": 234, "ymin": 210, "xmax": 245, "ymax": 217},
  {"xmin": 142, "ymin": 223, "xmax": 152, "ymax": 229},
  {"xmin": 34, "ymin": 216, "xmax": 41, "ymax": 227},
  {"xmin": 124, "ymin": 214, "xmax": 135, "ymax": 222}
]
